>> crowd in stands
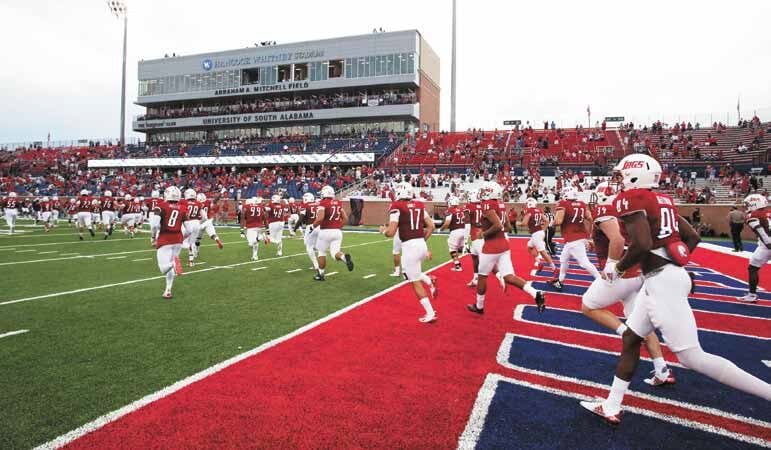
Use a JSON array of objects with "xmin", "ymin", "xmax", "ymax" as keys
[{"xmin": 138, "ymin": 89, "xmax": 417, "ymax": 121}]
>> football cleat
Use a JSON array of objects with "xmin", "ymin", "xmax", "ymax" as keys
[
  {"xmin": 344, "ymin": 253, "xmax": 354, "ymax": 272},
  {"xmin": 534, "ymin": 291, "xmax": 546, "ymax": 313},
  {"xmin": 549, "ymin": 279, "xmax": 563, "ymax": 291},
  {"xmin": 429, "ymin": 275, "xmax": 438, "ymax": 298},
  {"xmin": 497, "ymin": 272, "xmax": 507, "ymax": 292},
  {"xmin": 643, "ymin": 369, "xmax": 676, "ymax": 386},
  {"xmin": 173, "ymin": 256, "xmax": 183, "ymax": 275},
  {"xmin": 188, "ymin": 260, "xmax": 195, "ymax": 268},
  {"xmin": 314, "ymin": 272, "xmax": 325, "ymax": 281},
  {"xmin": 466, "ymin": 304, "xmax": 484, "ymax": 315},
  {"xmin": 451, "ymin": 264, "xmax": 463, "ymax": 272},
  {"xmin": 276, "ymin": 250, "xmax": 283, "ymax": 257},
  {"xmin": 89, "ymin": 229, "xmax": 95, "ymax": 237},
  {"xmin": 216, "ymin": 238, "xmax": 223, "ymax": 250},
  {"xmin": 162, "ymin": 291, "xmax": 173, "ymax": 299},
  {"xmin": 418, "ymin": 312, "xmax": 437, "ymax": 323},
  {"xmin": 389, "ymin": 270, "xmax": 402, "ymax": 277},
  {"xmin": 738, "ymin": 293, "xmax": 758, "ymax": 303},
  {"xmin": 79, "ymin": 235, "xmax": 84, "ymax": 241},
  {"xmin": 579, "ymin": 400, "xmax": 622, "ymax": 425}
]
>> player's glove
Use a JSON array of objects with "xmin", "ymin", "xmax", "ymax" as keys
[{"xmin": 603, "ymin": 258, "xmax": 620, "ymax": 284}]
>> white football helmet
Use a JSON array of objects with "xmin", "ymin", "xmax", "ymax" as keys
[
  {"xmin": 8, "ymin": 192, "xmax": 17, "ymax": 198},
  {"xmin": 42, "ymin": 196, "xmax": 49, "ymax": 202},
  {"xmin": 164, "ymin": 186, "xmax": 181, "ymax": 202},
  {"xmin": 302, "ymin": 193, "xmax": 315, "ymax": 203},
  {"xmin": 151, "ymin": 190, "xmax": 160, "ymax": 199},
  {"xmin": 467, "ymin": 191, "xmax": 479, "ymax": 203},
  {"xmin": 80, "ymin": 189, "xmax": 89, "ymax": 196},
  {"xmin": 591, "ymin": 182, "xmax": 618, "ymax": 206},
  {"xmin": 479, "ymin": 181, "xmax": 502, "ymax": 200},
  {"xmin": 288, "ymin": 197, "xmax": 295, "ymax": 204},
  {"xmin": 104, "ymin": 190, "xmax": 113, "ymax": 197},
  {"xmin": 69, "ymin": 198, "xmax": 76, "ymax": 204},
  {"xmin": 562, "ymin": 186, "xmax": 578, "ymax": 201},
  {"xmin": 613, "ymin": 154, "xmax": 662, "ymax": 190},
  {"xmin": 320, "ymin": 185, "xmax": 335, "ymax": 198},
  {"xmin": 244, "ymin": 197, "xmax": 255, "ymax": 206},
  {"xmin": 448, "ymin": 196, "xmax": 460, "ymax": 207},
  {"xmin": 124, "ymin": 194, "xmax": 132, "ymax": 201},
  {"xmin": 744, "ymin": 194, "xmax": 768, "ymax": 212},
  {"xmin": 196, "ymin": 193, "xmax": 207, "ymax": 202},
  {"xmin": 134, "ymin": 198, "xmax": 141, "ymax": 204},
  {"xmin": 525, "ymin": 197, "xmax": 537, "ymax": 209},
  {"xmin": 271, "ymin": 194, "xmax": 281, "ymax": 203},
  {"xmin": 91, "ymin": 199, "xmax": 100, "ymax": 205},
  {"xmin": 395, "ymin": 182, "xmax": 413, "ymax": 200},
  {"xmin": 138, "ymin": 196, "xmax": 145, "ymax": 202},
  {"xmin": 255, "ymin": 196, "xmax": 263, "ymax": 204},
  {"xmin": 52, "ymin": 195, "xmax": 58, "ymax": 201},
  {"xmin": 184, "ymin": 188, "xmax": 197, "ymax": 200}
]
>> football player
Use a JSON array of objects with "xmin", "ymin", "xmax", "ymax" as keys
[
  {"xmin": 550, "ymin": 186, "xmax": 601, "ymax": 291},
  {"xmin": 581, "ymin": 154, "xmax": 771, "ymax": 425},
  {"xmin": 181, "ymin": 188, "xmax": 203, "ymax": 266},
  {"xmin": 740, "ymin": 193, "xmax": 771, "ymax": 303},
  {"xmin": 195, "ymin": 193, "xmax": 224, "ymax": 252},
  {"xmin": 382, "ymin": 182, "xmax": 438, "ymax": 323},
  {"xmin": 312, "ymin": 185, "xmax": 354, "ymax": 280},
  {"xmin": 2, "ymin": 192, "xmax": 20, "ymax": 234},
  {"xmin": 467, "ymin": 182, "xmax": 546, "ymax": 315},
  {"xmin": 147, "ymin": 190, "xmax": 161, "ymax": 225},
  {"xmin": 75, "ymin": 190, "xmax": 96, "ymax": 240},
  {"xmin": 101, "ymin": 191, "xmax": 117, "ymax": 239},
  {"xmin": 287, "ymin": 197, "xmax": 300, "ymax": 236},
  {"xmin": 91, "ymin": 198, "xmax": 102, "ymax": 231},
  {"xmin": 123, "ymin": 196, "xmax": 144, "ymax": 238},
  {"xmin": 266, "ymin": 194, "xmax": 288, "ymax": 256},
  {"xmin": 520, "ymin": 197, "xmax": 556, "ymax": 274},
  {"xmin": 65, "ymin": 198, "xmax": 78, "ymax": 225},
  {"xmin": 439, "ymin": 195, "xmax": 467, "ymax": 272},
  {"xmin": 465, "ymin": 191, "xmax": 484, "ymax": 286},
  {"xmin": 150, "ymin": 186, "xmax": 187, "ymax": 299},
  {"xmin": 298, "ymin": 193, "xmax": 320, "ymax": 271},
  {"xmin": 241, "ymin": 197, "xmax": 268, "ymax": 261},
  {"xmin": 51, "ymin": 195, "xmax": 61, "ymax": 227},
  {"xmin": 581, "ymin": 182, "xmax": 674, "ymax": 386},
  {"xmin": 39, "ymin": 196, "xmax": 53, "ymax": 232}
]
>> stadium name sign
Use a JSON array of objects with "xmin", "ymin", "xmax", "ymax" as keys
[
  {"xmin": 213, "ymin": 81, "xmax": 311, "ymax": 96},
  {"xmin": 202, "ymin": 112, "xmax": 314, "ymax": 125},
  {"xmin": 203, "ymin": 50, "xmax": 325, "ymax": 71}
]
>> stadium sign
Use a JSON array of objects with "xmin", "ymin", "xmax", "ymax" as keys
[
  {"xmin": 87, "ymin": 152, "xmax": 375, "ymax": 169},
  {"xmin": 213, "ymin": 81, "xmax": 311, "ymax": 96},
  {"xmin": 503, "ymin": 120, "xmax": 521, "ymax": 126},
  {"xmin": 604, "ymin": 116, "xmax": 625, "ymax": 122},
  {"xmin": 203, "ymin": 49, "xmax": 325, "ymax": 71}
]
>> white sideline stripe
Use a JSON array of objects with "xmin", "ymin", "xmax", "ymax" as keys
[
  {"xmin": 132, "ymin": 258, "xmax": 152, "ymax": 262},
  {"xmin": 37, "ymin": 251, "xmax": 59, "ymax": 254},
  {"xmin": 286, "ymin": 268, "xmax": 302, "ymax": 273},
  {"xmin": 0, "ymin": 244, "xmax": 219, "ymax": 266},
  {"xmin": 15, "ymin": 249, "xmax": 36, "ymax": 253},
  {"xmin": 763, "ymin": 360, "xmax": 771, "ymax": 368},
  {"xmin": 0, "ymin": 329, "xmax": 29, "ymax": 339},
  {"xmin": 363, "ymin": 274, "xmax": 376, "ymax": 279},
  {"xmin": 0, "ymin": 229, "xmax": 241, "ymax": 249},
  {"xmin": 326, "ymin": 271, "xmax": 338, "ymax": 276},
  {"xmin": 36, "ymin": 255, "xmax": 454, "ymax": 450},
  {"xmin": 1, "ymin": 239, "xmax": 385, "ymax": 307},
  {"xmin": 105, "ymin": 256, "xmax": 127, "ymax": 260},
  {"xmin": 251, "ymin": 267, "xmax": 267, "ymax": 271}
]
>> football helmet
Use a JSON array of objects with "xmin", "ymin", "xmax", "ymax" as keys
[
  {"xmin": 244, "ymin": 197, "xmax": 255, "ymax": 206},
  {"xmin": 395, "ymin": 182, "xmax": 413, "ymax": 200},
  {"xmin": 321, "ymin": 185, "xmax": 335, "ymax": 198},
  {"xmin": 164, "ymin": 186, "xmax": 181, "ymax": 202},
  {"xmin": 52, "ymin": 195, "xmax": 58, "ymax": 201},
  {"xmin": 525, "ymin": 197, "xmax": 537, "ymax": 209},
  {"xmin": 91, "ymin": 199, "xmax": 100, "ymax": 205},
  {"xmin": 288, "ymin": 197, "xmax": 295, "ymax": 204},
  {"xmin": 133, "ymin": 198, "xmax": 141, "ymax": 204},
  {"xmin": 744, "ymin": 193, "xmax": 768, "ymax": 212},
  {"xmin": 151, "ymin": 190, "xmax": 160, "ymax": 199},
  {"xmin": 271, "ymin": 194, "xmax": 281, "ymax": 204},
  {"xmin": 590, "ymin": 181, "xmax": 618, "ymax": 206},
  {"xmin": 467, "ymin": 190, "xmax": 479, "ymax": 203},
  {"xmin": 124, "ymin": 194, "xmax": 132, "ymax": 201},
  {"xmin": 8, "ymin": 192, "xmax": 17, "ymax": 198},
  {"xmin": 562, "ymin": 186, "xmax": 578, "ymax": 201},
  {"xmin": 302, "ymin": 193, "xmax": 315, "ymax": 203},
  {"xmin": 613, "ymin": 154, "xmax": 662, "ymax": 190},
  {"xmin": 42, "ymin": 196, "xmax": 49, "ymax": 202},
  {"xmin": 255, "ymin": 196, "xmax": 263, "ymax": 204},
  {"xmin": 196, "ymin": 193, "xmax": 207, "ymax": 203},
  {"xmin": 479, "ymin": 181, "xmax": 502, "ymax": 200},
  {"xmin": 448, "ymin": 196, "xmax": 460, "ymax": 207},
  {"xmin": 69, "ymin": 198, "xmax": 76, "ymax": 204},
  {"xmin": 184, "ymin": 188, "xmax": 197, "ymax": 200},
  {"xmin": 104, "ymin": 190, "xmax": 112, "ymax": 197},
  {"xmin": 138, "ymin": 196, "xmax": 145, "ymax": 202},
  {"xmin": 80, "ymin": 189, "xmax": 89, "ymax": 196}
]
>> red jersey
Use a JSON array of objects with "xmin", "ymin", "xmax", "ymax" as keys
[
  {"xmin": 76, "ymin": 196, "xmax": 92, "ymax": 213},
  {"xmin": 243, "ymin": 203, "xmax": 266, "ymax": 228},
  {"xmin": 445, "ymin": 206, "xmax": 466, "ymax": 231},
  {"xmin": 65, "ymin": 202, "xmax": 78, "ymax": 215},
  {"xmin": 101, "ymin": 197, "xmax": 116, "ymax": 212},
  {"xmin": 481, "ymin": 199, "xmax": 509, "ymax": 254},
  {"xmin": 746, "ymin": 208, "xmax": 771, "ymax": 242},
  {"xmin": 318, "ymin": 198, "xmax": 344, "ymax": 229},
  {"xmin": 39, "ymin": 201, "xmax": 52, "ymax": 212},
  {"xmin": 183, "ymin": 200, "xmax": 204, "ymax": 221},
  {"xmin": 2, "ymin": 197, "xmax": 20, "ymax": 209},
  {"xmin": 125, "ymin": 201, "xmax": 142, "ymax": 214},
  {"xmin": 91, "ymin": 201, "xmax": 102, "ymax": 214},
  {"xmin": 154, "ymin": 201, "xmax": 187, "ymax": 248},
  {"xmin": 299, "ymin": 202, "xmax": 319, "ymax": 225},
  {"xmin": 557, "ymin": 199, "xmax": 589, "ymax": 242},
  {"xmin": 266, "ymin": 203, "xmax": 288, "ymax": 224},
  {"xmin": 389, "ymin": 199, "xmax": 427, "ymax": 242},
  {"xmin": 200, "ymin": 200, "xmax": 212, "ymax": 221},
  {"xmin": 614, "ymin": 189, "xmax": 682, "ymax": 251},
  {"xmin": 146, "ymin": 198, "xmax": 161, "ymax": 212},
  {"xmin": 507, "ymin": 208, "xmax": 518, "ymax": 226},
  {"xmin": 525, "ymin": 207, "xmax": 544, "ymax": 234},
  {"xmin": 289, "ymin": 204, "xmax": 299, "ymax": 215},
  {"xmin": 592, "ymin": 202, "xmax": 642, "ymax": 278},
  {"xmin": 465, "ymin": 203, "xmax": 484, "ymax": 240}
]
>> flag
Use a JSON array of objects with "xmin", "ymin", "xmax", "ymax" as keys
[
  {"xmin": 737, "ymin": 96, "xmax": 740, "ymax": 115},
  {"xmin": 586, "ymin": 105, "xmax": 591, "ymax": 115}
]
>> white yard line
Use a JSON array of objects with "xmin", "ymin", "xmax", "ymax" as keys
[
  {"xmin": 1, "ymin": 239, "xmax": 386, "ymax": 307},
  {"xmin": 105, "ymin": 256, "xmax": 127, "ymax": 260},
  {"xmin": 0, "ymin": 229, "xmax": 242, "ymax": 249},
  {"xmin": 251, "ymin": 267, "xmax": 267, "ymax": 271},
  {"xmin": 15, "ymin": 249, "xmax": 36, "ymax": 253},
  {"xmin": 0, "ymin": 244, "xmax": 219, "ymax": 266},
  {"xmin": 286, "ymin": 268, "xmax": 302, "ymax": 273},
  {"xmin": 0, "ymin": 329, "xmax": 29, "ymax": 339},
  {"xmin": 37, "ymin": 251, "xmax": 59, "ymax": 255},
  {"xmin": 35, "ymin": 257, "xmax": 454, "ymax": 450},
  {"xmin": 132, "ymin": 258, "xmax": 152, "ymax": 262},
  {"xmin": 362, "ymin": 274, "xmax": 376, "ymax": 279},
  {"xmin": 326, "ymin": 271, "xmax": 339, "ymax": 276}
]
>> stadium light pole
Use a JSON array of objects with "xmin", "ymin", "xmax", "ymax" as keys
[
  {"xmin": 450, "ymin": 0, "xmax": 457, "ymax": 132},
  {"xmin": 107, "ymin": 0, "xmax": 128, "ymax": 149}
]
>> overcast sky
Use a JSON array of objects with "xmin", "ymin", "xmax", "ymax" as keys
[{"xmin": 1, "ymin": 0, "xmax": 769, "ymax": 144}]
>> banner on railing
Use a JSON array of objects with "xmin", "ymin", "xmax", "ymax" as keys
[{"xmin": 87, "ymin": 152, "xmax": 375, "ymax": 168}]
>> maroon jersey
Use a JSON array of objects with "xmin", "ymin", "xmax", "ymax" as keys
[
  {"xmin": 481, "ymin": 199, "xmax": 509, "ymax": 254},
  {"xmin": 465, "ymin": 203, "xmax": 484, "ymax": 240},
  {"xmin": 289, "ymin": 204, "xmax": 299, "ymax": 215},
  {"xmin": 183, "ymin": 200, "xmax": 204, "ymax": 221},
  {"xmin": 2, "ymin": 197, "xmax": 20, "ymax": 209},
  {"xmin": 243, "ymin": 203, "xmax": 266, "ymax": 228},
  {"xmin": 525, "ymin": 207, "xmax": 544, "ymax": 234},
  {"xmin": 146, "ymin": 198, "xmax": 161, "ymax": 212},
  {"xmin": 154, "ymin": 201, "xmax": 187, "ymax": 248},
  {"xmin": 746, "ymin": 209, "xmax": 771, "ymax": 240},
  {"xmin": 91, "ymin": 201, "xmax": 101, "ymax": 214},
  {"xmin": 507, "ymin": 208, "xmax": 518, "ymax": 226},
  {"xmin": 200, "ymin": 200, "xmax": 212, "ymax": 220},
  {"xmin": 66, "ymin": 202, "xmax": 78, "ymax": 215},
  {"xmin": 126, "ymin": 200, "xmax": 143, "ymax": 214},
  {"xmin": 101, "ymin": 197, "xmax": 116, "ymax": 212},
  {"xmin": 266, "ymin": 203, "xmax": 288, "ymax": 224},
  {"xmin": 76, "ymin": 196, "xmax": 92, "ymax": 213},
  {"xmin": 318, "ymin": 198, "xmax": 344, "ymax": 229},
  {"xmin": 591, "ymin": 202, "xmax": 618, "ymax": 264},
  {"xmin": 40, "ymin": 201, "xmax": 52, "ymax": 212},
  {"xmin": 445, "ymin": 206, "xmax": 466, "ymax": 231},
  {"xmin": 389, "ymin": 199, "xmax": 427, "ymax": 242},
  {"xmin": 299, "ymin": 201, "xmax": 319, "ymax": 225},
  {"xmin": 557, "ymin": 199, "xmax": 589, "ymax": 242},
  {"xmin": 614, "ymin": 189, "xmax": 681, "ymax": 250}
]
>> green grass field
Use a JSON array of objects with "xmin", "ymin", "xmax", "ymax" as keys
[{"xmin": 0, "ymin": 220, "xmax": 451, "ymax": 449}]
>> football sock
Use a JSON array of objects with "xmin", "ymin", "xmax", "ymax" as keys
[
  {"xmin": 580, "ymin": 259, "xmax": 602, "ymax": 280},
  {"xmin": 419, "ymin": 297, "xmax": 434, "ymax": 316},
  {"xmin": 677, "ymin": 347, "xmax": 771, "ymax": 400},
  {"xmin": 653, "ymin": 357, "xmax": 668, "ymax": 375},
  {"xmin": 558, "ymin": 257, "xmax": 568, "ymax": 282},
  {"xmin": 393, "ymin": 266, "xmax": 401, "ymax": 274},
  {"xmin": 319, "ymin": 268, "xmax": 325, "ymax": 275},
  {"xmin": 165, "ymin": 270, "xmax": 175, "ymax": 291},
  {"xmin": 306, "ymin": 247, "xmax": 319, "ymax": 269},
  {"xmin": 616, "ymin": 324, "xmax": 628, "ymax": 336},
  {"xmin": 252, "ymin": 244, "xmax": 259, "ymax": 260},
  {"xmin": 605, "ymin": 376, "xmax": 630, "ymax": 414},
  {"xmin": 523, "ymin": 282, "xmax": 537, "ymax": 298},
  {"xmin": 476, "ymin": 294, "xmax": 485, "ymax": 309}
]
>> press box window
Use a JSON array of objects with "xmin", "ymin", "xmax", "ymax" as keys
[
  {"xmin": 328, "ymin": 59, "xmax": 343, "ymax": 78},
  {"xmin": 242, "ymin": 68, "xmax": 260, "ymax": 85},
  {"xmin": 293, "ymin": 63, "xmax": 308, "ymax": 81},
  {"xmin": 277, "ymin": 64, "xmax": 292, "ymax": 82}
]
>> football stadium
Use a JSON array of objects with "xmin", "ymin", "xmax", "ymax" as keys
[{"xmin": 1, "ymin": 1, "xmax": 770, "ymax": 449}]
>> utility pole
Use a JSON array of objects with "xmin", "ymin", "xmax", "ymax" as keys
[{"xmin": 450, "ymin": 0, "xmax": 457, "ymax": 132}]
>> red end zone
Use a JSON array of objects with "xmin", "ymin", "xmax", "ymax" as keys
[{"xmin": 60, "ymin": 241, "xmax": 771, "ymax": 449}]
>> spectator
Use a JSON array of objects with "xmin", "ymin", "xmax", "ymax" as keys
[{"xmin": 728, "ymin": 206, "xmax": 745, "ymax": 252}]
